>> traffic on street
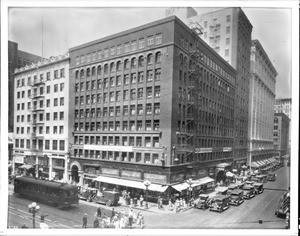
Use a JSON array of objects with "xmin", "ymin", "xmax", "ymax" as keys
[{"xmin": 7, "ymin": 163, "xmax": 290, "ymax": 229}]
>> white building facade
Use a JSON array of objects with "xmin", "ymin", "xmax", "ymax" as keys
[
  {"xmin": 248, "ymin": 40, "xmax": 277, "ymax": 169},
  {"xmin": 13, "ymin": 52, "xmax": 71, "ymax": 181}
]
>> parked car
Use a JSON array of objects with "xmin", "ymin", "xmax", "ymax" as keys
[
  {"xmin": 267, "ymin": 173, "xmax": 276, "ymax": 182},
  {"xmin": 215, "ymin": 186, "xmax": 229, "ymax": 196},
  {"xmin": 78, "ymin": 187, "xmax": 98, "ymax": 202},
  {"xmin": 195, "ymin": 194, "xmax": 210, "ymax": 210},
  {"xmin": 242, "ymin": 185, "xmax": 255, "ymax": 199},
  {"xmin": 236, "ymin": 182, "xmax": 245, "ymax": 190},
  {"xmin": 254, "ymin": 174, "xmax": 268, "ymax": 183},
  {"xmin": 253, "ymin": 183, "xmax": 264, "ymax": 194},
  {"xmin": 229, "ymin": 189, "xmax": 244, "ymax": 206},
  {"xmin": 275, "ymin": 192, "xmax": 290, "ymax": 217},
  {"xmin": 92, "ymin": 189, "xmax": 120, "ymax": 206},
  {"xmin": 227, "ymin": 184, "xmax": 237, "ymax": 194},
  {"xmin": 209, "ymin": 195, "xmax": 230, "ymax": 213}
]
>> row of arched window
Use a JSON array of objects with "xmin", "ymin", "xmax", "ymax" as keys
[{"xmin": 75, "ymin": 52, "xmax": 162, "ymax": 79}]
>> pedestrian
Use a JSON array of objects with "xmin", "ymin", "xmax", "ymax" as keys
[
  {"xmin": 128, "ymin": 208, "xmax": 134, "ymax": 228},
  {"xmin": 97, "ymin": 206, "xmax": 101, "ymax": 218},
  {"xmin": 183, "ymin": 198, "xmax": 187, "ymax": 208},
  {"xmin": 168, "ymin": 199, "xmax": 173, "ymax": 211},
  {"xmin": 136, "ymin": 211, "xmax": 144, "ymax": 229},
  {"xmin": 111, "ymin": 207, "xmax": 116, "ymax": 220},
  {"xmin": 159, "ymin": 197, "xmax": 163, "ymax": 210},
  {"xmin": 82, "ymin": 213, "xmax": 88, "ymax": 228},
  {"xmin": 93, "ymin": 213, "xmax": 99, "ymax": 228},
  {"xmin": 139, "ymin": 195, "xmax": 144, "ymax": 207},
  {"xmin": 21, "ymin": 224, "xmax": 28, "ymax": 228}
]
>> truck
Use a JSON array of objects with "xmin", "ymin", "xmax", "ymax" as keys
[{"xmin": 242, "ymin": 185, "xmax": 255, "ymax": 199}]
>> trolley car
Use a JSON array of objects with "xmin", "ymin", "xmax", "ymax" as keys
[{"xmin": 14, "ymin": 176, "xmax": 79, "ymax": 208}]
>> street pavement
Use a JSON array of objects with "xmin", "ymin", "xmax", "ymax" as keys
[{"xmin": 7, "ymin": 165, "xmax": 290, "ymax": 229}]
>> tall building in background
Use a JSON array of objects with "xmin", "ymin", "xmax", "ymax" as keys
[
  {"xmin": 12, "ymin": 52, "xmax": 71, "ymax": 181},
  {"xmin": 248, "ymin": 40, "xmax": 277, "ymax": 170},
  {"xmin": 274, "ymin": 98, "xmax": 292, "ymax": 118},
  {"xmin": 273, "ymin": 113, "xmax": 290, "ymax": 158},
  {"xmin": 8, "ymin": 41, "xmax": 43, "ymax": 133},
  {"xmin": 166, "ymin": 7, "xmax": 253, "ymax": 172},
  {"xmin": 68, "ymin": 16, "xmax": 236, "ymax": 198}
]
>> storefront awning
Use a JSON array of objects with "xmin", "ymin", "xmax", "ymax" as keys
[
  {"xmin": 226, "ymin": 171, "xmax": 235, "ymax": 177},
  {"xmin": 216, "ymin": 163, "xmax": 231, "ymax": 168},
  {"xmin": 171, "ymin": 182, "xmax": 189, "ymax": 192},
  {"xmin": 83, "ymin": 163, "xmax": 100, "ymax": 167},
  {"xmin": 18, "ymin": 164, "xmax": 34, "ymax": 169},
  {"xmin": 92, "ymin": 176, "xmax": 168, "ymax": 192},
  {"xmin": 251, "ymin": 162, "xmax": 259, "ymax": 168},
  {"xmin": 172, "ymin": 176, "xmax": 215, "ymax": 192},
  {"xmin": 256, "ymin": 161, "xmax": 264, "ymax": 167}
]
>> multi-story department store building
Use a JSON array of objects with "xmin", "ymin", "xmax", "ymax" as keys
[
  {"xmin": 68, "ymin": 16, "xmax": 236, "ymax": 200},
  {"xmin": 12, "ymin": 52, "xmax": 71, "ymax": 181}
]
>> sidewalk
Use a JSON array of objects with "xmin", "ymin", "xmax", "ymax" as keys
[{"xmin": 117, "ymin": 197, "xmax": 194, "ymax": 214}]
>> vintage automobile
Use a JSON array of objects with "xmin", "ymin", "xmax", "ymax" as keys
[
  {"xmin": 245, "ymin": 180, "xmax": 254, "ymax": 185},
  {"xmin": 92, "ymin": 189, "xmax": 120, "ymax": 206},
  {"xmin": 275, "ymin": 192, "xmax": 290, "ymax": 217},
  {"xmin": 215, "ymin": 186, "xmax": 229, "ymax": 196},
  {"xmin": 253, "ymin": 183, "xmax": 264, "ymax": 194},
  {"xmin": 254, "ymin": 174, "xmax": 268, "ymax": 183},
  {"xmin": 195, "ymin": 194, "xmax": 210, "ymax": 210},
  {"xmin": 78, "ymin": 187, "xmax": 98, "ymax": 202},
  {"xmin": 242, "ymin": 185, "xmax": 255, "ymax": 199},
  {"xmin": 267, "ymin": 173, "xmax": 276, "ymax": 182},
  {"xmin": 227, "ymin": 184, "xmax": 237, "ymax": 194},
  {"xmin": 236, "ymin": 182, "xmax": 245, "ymax": 190},
  {"xmin": 229, "ymin": 189, "xmax": 244, "ymax": 206},
  {"xmin": 209, "ymin": 195, "xmax": 230, "ymax": 213}
]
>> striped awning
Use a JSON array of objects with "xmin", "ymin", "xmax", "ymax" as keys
[{"xmin": 251, "ymin": 162, "xmax": 260, "ymax": 168}]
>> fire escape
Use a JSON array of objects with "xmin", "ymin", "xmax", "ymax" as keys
[
  {"xmin": 208, "ymin": 20, "xmax": 221, "ymax": 49},
  {"xmin": 29, "ymin": 69, "xmax": 45, "ymax": 165},
  {"xmin": 185, "ymin": 22, "xmax": 203, "ymax": 163}
]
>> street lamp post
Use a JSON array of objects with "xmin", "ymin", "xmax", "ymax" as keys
[
  {"xmin": 28, "ymin": 202, "xmax": 40, "ymax": 228},
  {"xmin": 186, "ymin": 178, "xmax": 193, "ymax": 206},
  {"xmin": 143, "ymin": 180, "xmax": 151, "ymax": 209}
]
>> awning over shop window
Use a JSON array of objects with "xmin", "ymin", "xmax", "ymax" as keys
[
  {"xmin": 216, "ymin": 163, "xmax": 231, "ymax": 168},
  {"xmin": 83, "ymin": 163, "xmax": 100, "ymax": 167},
  {"xmin": 226, "ymin": 171, "xmax": 235, "ymax": 177},
  {"xmin": 92, "ymin": 176, "xmax": 168, "ymax": 192},
  {"xmin": 172, "ymin": 176, "xmax": 215, "ymax": 192},
  {"xmin": 251, "ymin": 162, "xmax": 259, "ymax": 168},
  {"xmin": 256, "ymin": 161, "xmax": 264, "ymax": 167},
  {"xmin": 18, "ymin": 164, "xmax": 34, "ymax": 169},
  {"xmin": 192, "ymin": 176, "xmax": 215, "ymax": 188}
]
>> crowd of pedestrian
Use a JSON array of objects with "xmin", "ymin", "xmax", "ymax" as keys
[{"xmin": 82, "ymin": 206, "xmax": 145, "ymax": 229}]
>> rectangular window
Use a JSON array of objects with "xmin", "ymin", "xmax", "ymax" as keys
[
  {"xmin": 147, "ymin": 36, "xmax": 154, "ymax": 46},
  {"xmin": 226, "ymin": 38, "xmax": 230, "ymax": 45},
  {"xmin": 226, "ymin": 26, "xmax": 230, "ymax": 34},
  {"xmin": 53, "ymin": 126, "xmax": 58, "ymax": 134},
  {"xmin": 104, "ymin": 49, "xmax": 109, "ymax": 57},
  {"xmin": 54, "ymin": 70, "xmax": 58, "ymax": 79},
  {"xmin": 54, "ymin": 84, "xmax": 58, "ymax": 92},
  {"xmin": 146, "ymin": 103, "xmax": 152, "ymax": 114},
  {"xmin": 154, "ymin": 86, "xmax": 160, "ymax": 97},
  {"xmin": 117, "ymin": 45, "xmax": 122, "ymax": 54},
  {"xmin": 54, "ymin": 98, "xmax": 58, "ymax": 107},
  {"xmin": 146, "ymin": 87, "xmax": 152, "ymax": 98},
  {"xmin": 124, "ymin": 43, "xmax": 130, "ymax": 53},
  {"xmin": 59, "ymin": 140, "xmax": 65, "ymax": 151},
  {"xmin": 131, "ymin": 40, "xmax": 137, "ymax": 51},
  {"xmin": 139, "ymin": 39, "xmax": 145, "ymax": 49},
  {"xmin": 137, "ymin": 104, "xmax": 143, "ymax": 115},
  {"xmin": 138, "ymin": 72, "xmax": 144, "ymax": 83},
  {"xmin": 147, "ymin": 70, "xmax": 153, "ymax": 82},
  {"xmin": 59, "ymin": 126, "xmax": 64, "ymax": 134},
  {"xmin": 60, "ymin": 97, "xmax": 64, "ymax": 106},
  {"xmin": 52, "ymin": 140, "xmax": 58, "ymax": 150},
  {"xmin": 60, "ymin": 68, "xmax": 65, "ymax": 78},
  {"xmin": 226, "ymin": 15, "xmax": 231, "ymax": 22},
  {"xmin": 156, "ymin": 34, "xmax": 162, "ymax": 44}
]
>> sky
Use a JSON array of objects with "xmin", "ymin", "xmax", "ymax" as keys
[{"xmin": 8, "ymin": 6, "xmax": 292, "ymax": 99}]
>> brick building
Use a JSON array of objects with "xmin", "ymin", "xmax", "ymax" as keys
[
  {"xmin": 68, "ymin": 16, "xmax": 236, "ymax": 200},
  {"xmin": 12, "ymin": 52, "xmax": 71, "ymax": 181}
]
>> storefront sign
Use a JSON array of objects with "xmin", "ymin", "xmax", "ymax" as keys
[
  {"xmin": 171, "ymin": 173, "xmax": 185, "ymax": 183},
  {"xmin": 144, "ymin": 173, "xmax": 167, "ymax": 183},
  {"xmin": 25, "ymin": 156, "xmax": 36, "ymax": 165},
  {"xmin": 195, "ymin": 148, "xmax": 212, "ymax": 153},
  {"xmin": 101, "ymin": 168, "xmax": 119, "ymax": 176},
  {"xmin": 84, "ymin": 167, "xmax": 100, "ymax": 175},
  {"xmin": 85, "ymin": 144, "xmax": 133, "ymax": 152},
  {"xmin": 223, "ymin": 147, "xmax": 232, "ymax": 152},
  {"xmin": 121, "ymin": 170, "xmax": 141, "ymax": 180},
  {"xmin": 14, "ymin": 156, "xmax": 24, "ymax": 164}
]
